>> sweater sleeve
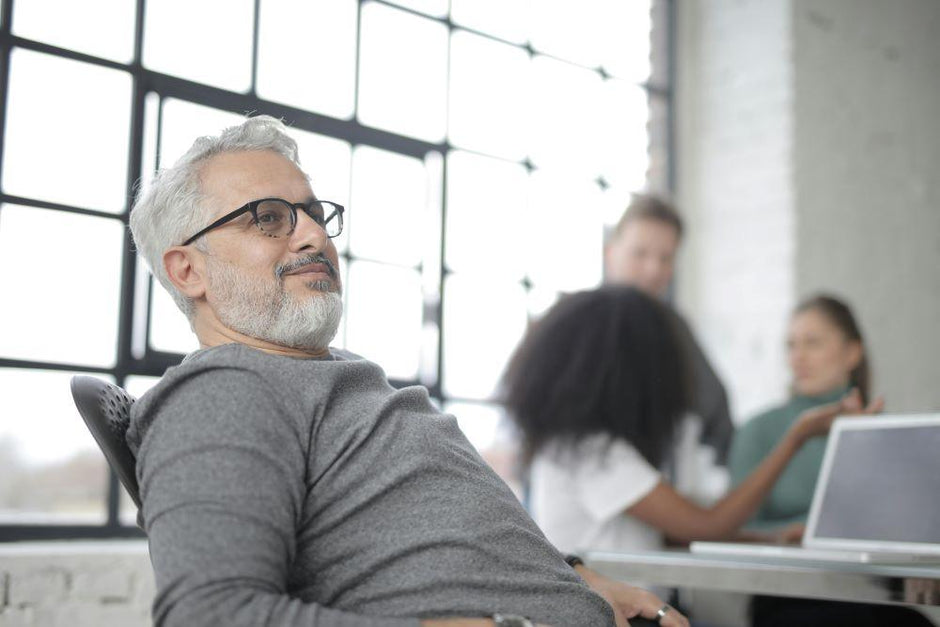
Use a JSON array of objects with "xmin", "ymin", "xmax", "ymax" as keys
[
  {"xmin": 136, "ymin": 366, "xmax": 419, "ymax": 627},
  {"xmin": 728, "ymin": 414, "xmax": 777, "ymax": 529}
]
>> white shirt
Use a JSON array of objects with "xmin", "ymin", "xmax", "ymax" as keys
[{"xmin": 530, "ymin": 434, "xmax": 663, "ymax": 554}]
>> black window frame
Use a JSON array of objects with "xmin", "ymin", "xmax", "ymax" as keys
[{"xmin": 0, "ymin": 0, "xmax": 675, "ymax": 541}]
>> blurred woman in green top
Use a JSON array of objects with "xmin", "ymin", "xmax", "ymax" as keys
[
  {"xmin": 730, "ymin": 301, "xmax": 928, "ymax": 627},
  {"xmin": 729, "ymin": 294, "xmax": 873, "ymax": 531}
]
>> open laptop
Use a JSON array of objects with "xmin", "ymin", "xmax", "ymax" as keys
[{"xmin": 691, "ymin": 414, "xmax": 940, "ymax": 564}]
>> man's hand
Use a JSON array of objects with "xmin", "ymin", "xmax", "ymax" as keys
[
  {"xmin": 574, "ymin": 564, "xmax": 690, "ymax": 627},
  {"xmin": 420, "ymin": 620, "xmax": 550, "ymax": 627}
]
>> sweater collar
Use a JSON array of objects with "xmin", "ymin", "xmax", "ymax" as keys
[{"xmin": 791, "ymin": 384, "xmax": 851, "ymax": 407}]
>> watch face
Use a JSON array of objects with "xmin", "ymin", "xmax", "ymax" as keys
[{"xmin": 493, "ymin": 614, "xmax": 533, "ymax": 627}]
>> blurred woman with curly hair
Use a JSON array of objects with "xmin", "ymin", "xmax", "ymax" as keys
[{"xmin": 502, "ymin": 286, "xmax": 878, "ymax": 556}]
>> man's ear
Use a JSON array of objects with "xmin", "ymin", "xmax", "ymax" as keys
[{"xmin": 163, "ymin": 246, "xmax": 207, "ymax": 300}]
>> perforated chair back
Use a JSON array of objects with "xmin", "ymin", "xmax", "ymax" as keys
[{"xmin": 70, "ymin": 375, "xmax": 144, "ymax": 529}]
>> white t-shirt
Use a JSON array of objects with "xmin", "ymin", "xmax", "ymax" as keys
[{"xmin": 530, "ymin": 434, "xmax": 663, "ymax": 554}]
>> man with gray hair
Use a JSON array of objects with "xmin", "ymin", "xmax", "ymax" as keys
[{"xmin": 128, "ymin": 115, "xmax": 689, "ymax": 627}]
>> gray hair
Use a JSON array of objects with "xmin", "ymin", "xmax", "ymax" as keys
[{"xmin": 129, "ymin": 115, "xmax": 302, "ymax": 320}]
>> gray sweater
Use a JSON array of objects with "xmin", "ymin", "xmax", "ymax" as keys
[{"xmin": 127, "ymin": 344, "xmax": 614, "ymax": 627}]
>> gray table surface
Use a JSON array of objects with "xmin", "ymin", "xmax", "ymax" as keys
[{"xmin": 586, "ymin": 549, "xmax": 940, "ymax": 607}]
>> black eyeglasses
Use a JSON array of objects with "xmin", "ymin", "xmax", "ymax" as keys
[{"xmin": 181, "ymin": 198, "xmax": 345, "ymax": 246}]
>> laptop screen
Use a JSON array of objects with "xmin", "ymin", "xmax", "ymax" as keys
[{"xmin": 812, "ymin": 418, "xmax": 940, "ymax": 546}]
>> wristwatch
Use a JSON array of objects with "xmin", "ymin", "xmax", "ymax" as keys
[{"xmin": 492, "ymin": 613, "xmax": 534, "ymax": 627}]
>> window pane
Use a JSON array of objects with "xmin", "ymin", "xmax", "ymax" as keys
[
  {"xmin": 0, "ymin": 206, "xmax": 124, "ymax": 367},
  {"xmin": 349, "ymin": 146, "xmax": 428, "ymax": 266},
  {"xmin": 139, "ymin": 93, "xmax": 161, "ymax": 195},
  {"xmin": 345, "ymin": 261, "xmax": 422, "ymax": 380},
  {"xmin": 13, "ymin": 0, "xmax": 137, "ymax": 63},
  {"xmin": 333, "ymin": 262, "xmax": 350, "ymax": 351},
  {"xmin": 445, "ymin": 151, "xmax": 528, "ymax": 279},
  {"xmin": 593, "ymin": 79, "xmax": 649, "ymax": 190},
  {"xmin": 449, "ymin": 30, "xmax": 529, "ymax": 160},
  {"xmin": 159, "ymin": 99, "xmax": 245, "ymax": 168},
  {"xmin": 119, "ymin": 488, "xmax": 139, "ymax": 527},
  {"xmin": 292, "ymin": 130, "xmax": 352, "ymax": 254},
  {"xmin": 598, "ymin": 0, "xmax": 652, "ymax": 82},
  {"xmin": 444, "ymin": 400, "xmax": 503, "ymax": 452},
  {"xmin": 358, "ymin": 2, "xmax": 448, "ymax": 142},
  {"xmin": 124, "ymin": 375, "xmax": 161, "ymax": 399},
  {"xmin": 527, "ymin": 286, "xmax": 560, "ymax": 318},
  {"xmin": 529, "ymin": 0, "xmax": 651, "ymax": 81},
  {"xmin": 384, "ymin": 0, "xmax": 447, "ymax": 18},
  {"xmin": 526, "ymin": 171, "xmax": 604, "ymax": 292},
  {"xmin": 530, "ymin": 2, "xmax": 595, "ymax": 65},
  {"xmin": 2, "ymin": 49, "xmax": 131, "ymax": 213},
  {"xmin": 527, "ymin": 55, "xmax": 604, "ymax": 176},
  {"xmin": 442, "ymin": 275, "xmax": 527, "ymax": 400},
  {"xmin": 149, "ymin": 275, "xmax": 199, "ymax": 354},
  {"xmin": 598, "ymin": 183, "xmax": 638, "ymax": 230},
  {"xmin": 144, "ymin": 0, "xmax": 254, "ymax": 92},
  {"xmin": 0, "ymin": 369, "xmax": 110, "ymax": 524},
  {"xmin": 257, "ymin": 0, "xmax": 357, "ymax": 118},
  {"xmin": 450, "ymin": 0, "xmax": 527, "ymax": 44}
]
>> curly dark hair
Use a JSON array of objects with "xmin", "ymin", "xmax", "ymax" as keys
[{"xmin": 501, "ymin": 286, "xmax": 691, "ymax": 469}]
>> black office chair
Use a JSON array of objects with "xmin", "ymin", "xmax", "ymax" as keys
[{"xmin": 70, "ymin": 375, "xmax": 144, "ymax": 530}]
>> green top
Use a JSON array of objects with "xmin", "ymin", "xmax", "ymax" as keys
[{"xmin": 728, "ymin": 386, "xmax": 849, "ymax": 530}]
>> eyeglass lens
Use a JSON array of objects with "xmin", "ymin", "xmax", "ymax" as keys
[{"xmin": 254, "ymin": 199, "xmax": 341, "ymax": 238}]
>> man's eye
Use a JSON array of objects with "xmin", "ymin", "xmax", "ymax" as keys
[{"xmin": 256, "ymin": 212, "xmax": 283, "ymax": 224}]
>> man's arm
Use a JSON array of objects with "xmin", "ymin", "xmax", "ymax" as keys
[
  {"xmin": 573, "ymin": 564, "xmax": 690, "ymax": 627},
  {"xmin": 138, "ymin": 367, "xmax": 419, "ymax": 627}
]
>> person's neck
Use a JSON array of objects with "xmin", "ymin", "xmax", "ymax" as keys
[
  {"xmin": 193, "ymin": 316, "xmax": 331, "ymax": 360},
  {"xmin": 794, "ymin": 383, "xmax": 850, "ymax": 403}
]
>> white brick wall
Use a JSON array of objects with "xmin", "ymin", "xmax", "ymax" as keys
[
  {"xmin": 675, "ymin": 0, "xmax": 797, "ymax": 421},
  {"xmin": 675, "ymin": 0, "xmax": 940, "ymax": 422},
  {"xmin": 0, "ymin": 541, "xmax": 153, "ymax": 627}
]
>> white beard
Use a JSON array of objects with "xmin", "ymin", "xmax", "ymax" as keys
[{"xmin": 206, "ymin": 258, "xmax": 342, "ymax": 352}]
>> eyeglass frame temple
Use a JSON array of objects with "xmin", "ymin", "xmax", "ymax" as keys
[{"xmin": 180, "ymin": 198, "xmax": 345, "ymax": 246}]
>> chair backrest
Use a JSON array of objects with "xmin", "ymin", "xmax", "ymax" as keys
[{"xmin": 70, "ymin": 375, "xmax": 144, "ymax": 529}]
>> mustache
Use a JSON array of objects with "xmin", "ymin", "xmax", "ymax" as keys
[{"xmin": 275, "ymin": 254, "xmax": 339, "ymax": 280}]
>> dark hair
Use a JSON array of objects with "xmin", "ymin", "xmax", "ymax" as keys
[
  {"xmin": 612, "ymin": 194, "xmax": 684, "ymax": 240},
  {"xmin": 501, "ymin": 286, "xmax": 691, "ymax": 469},
  {"xmin": 794, "ymin": 294, "xmax": 871, "ymax": 404}
]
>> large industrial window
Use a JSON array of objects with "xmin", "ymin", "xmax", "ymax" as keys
[{"xmin": 0, "ymin": 0, "xmax": 673, "ymax": 540}]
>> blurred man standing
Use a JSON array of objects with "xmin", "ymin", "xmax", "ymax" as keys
[{"xmin": 604, "ymin": 195, "xmax": 734, "ymax": 465}]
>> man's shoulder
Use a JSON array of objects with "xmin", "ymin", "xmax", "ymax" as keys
[
  {"xmin": 128, "ymin": 344, "xmax": 315, "ymax": 453},
  {"xmin": 136, "ymin": 344, "xmax": 376, "ymax": 414}
]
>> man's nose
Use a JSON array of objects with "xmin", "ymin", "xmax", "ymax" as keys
[{"xmin": 289, "ymin": 209, "xmax": 330, "ymax": 252}]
